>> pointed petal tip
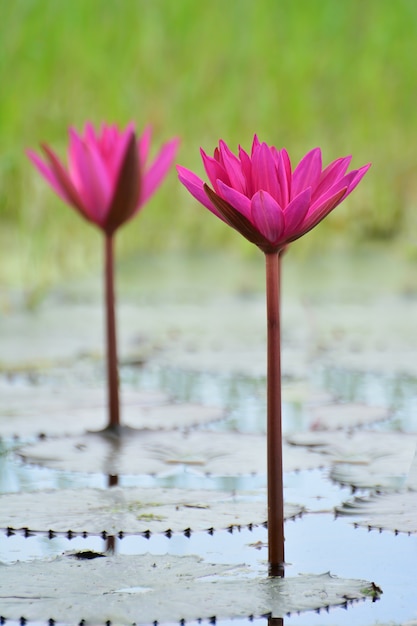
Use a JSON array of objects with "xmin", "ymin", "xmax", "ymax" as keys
[
  {"xmin": 165, "ymin": 135, "xmax": 181, "ymax": 156},
  {"xmin": 125, "ymin": 120, "xmax": 137, "ymax": 134},
  {"xmin": 25, "ymin": 147, "xmax": 40, "ymax": 161},
  {"xmin": 176, "ymin": 164, "xmax": 194, "ymax": 181}
]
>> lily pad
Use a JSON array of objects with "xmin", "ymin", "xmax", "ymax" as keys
[
  {"xmin": 308, "ymin": 403, "xmax": 390, "ymax": 430},
  {"xmin": 0, "ymin": 486, "xmax": 303, "ymax": 535},
  {"xmin": 288, "ymin": 430, "xmax": 417, "ymax": 491},
  {"xmin": 0, "ymin": 301, "xmax": 154, "ymax": 369},
  {"xmin": 336, "ymin": 491, "xmax": 417, "ymax": 535},
  {"xmin": 0, "ymin": 293, "xmax": 308, "ymax": 378},
  {"xmin": 0, "ymin": 379, "xmax": 224, "ymax": 437},
  {"xmin": 18, "ymin": 430, "xmax": 327, "ymax": 476},
  {"xmin": 307, "ymin": 294, "xmax": 417, "ymax": 378},
  {"xmin": 153, "ymin": 339, "xmax": 307, "ymax": 379},
  {"xmin": 0, "ymin": 553, "xmax": 380, "ymax": 622},
  {"xmin": 336, "ymin": 450, "xmax": 417, "ymax": 533}
]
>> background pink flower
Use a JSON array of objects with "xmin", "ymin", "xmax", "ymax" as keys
[
  {"xmin": 27, "ymin": 122, "xmax": 179, "ymax": 432},
  {"xmin": 177, "ymin": 135, "xmax": 370, "ymax": 252},
  {"xmin": 28, "ymin": 122, "xmax": 179, "ymax": 235}
]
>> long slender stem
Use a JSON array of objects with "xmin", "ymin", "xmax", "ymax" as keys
[
  {"xmin": 265, "ymin": 250, "xmax": 285, "ymax": 577},
  {"xmin": 104, "ymin": 233, "xmax": 120, "ymax": 429}
]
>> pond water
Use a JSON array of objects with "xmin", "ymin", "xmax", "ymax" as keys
[{"xmin": 1, "ymin": 250, "xmax": 417, "ymax": 624}]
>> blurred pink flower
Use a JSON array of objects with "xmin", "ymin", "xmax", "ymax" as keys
[
  {"xmin": 177, "ymin": 135, "xmax": 370, "ymax": 252},
  {"xmin": 28, "ymin": 122, "xmax": 179, "ymax": 235}
]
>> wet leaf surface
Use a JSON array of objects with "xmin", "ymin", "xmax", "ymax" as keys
[
  {"xmin": 307, "ymin": 403, "xmax": 390, "ymax": 430},
  {"xmin": 0, "ymin": 553, "xmax": 379, "ymax": 622},
  {"xmin": 16, "ymin": 429, "xmax": 327, "ymax": 476},
  {"xmin": 336, "ymin": 491, "xmax": 417, "ymax": 535},
  {"xmin": 335, "ymin": 451, "xmax": 417, "ymax": 534},
  {"xmin": 288, "ymin": 430, "xmax": 417, "ymax": 491},
  {"xmin": 0, "ymin": 378, "xmax": 224, "ymax": 437},
  {"xmin": 0, "ymin": 486, "xmax": 303, "ymax": 534}
]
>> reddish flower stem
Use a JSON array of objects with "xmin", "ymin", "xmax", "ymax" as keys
[
  {"xmin": 104, "ymin": 233, "xmax": 120, "ymax": 430},
  {"xmin": 265, "ymin": 251, "xmax": 285, "ymax": 577}
]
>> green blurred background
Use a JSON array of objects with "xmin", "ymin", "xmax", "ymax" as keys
[{"xmin": 1, "ymin": 0, "xmax": 417, "ymax": 293}]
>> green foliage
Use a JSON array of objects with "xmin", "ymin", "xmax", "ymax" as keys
[{"xmin": 1, "ymin": 0, "xmax": 417, "ymax": 287}]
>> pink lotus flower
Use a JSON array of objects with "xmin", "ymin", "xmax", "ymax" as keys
[
  {"xmin": 177, "ymin": 135, "xmax": 370, "ymax": 252},
  {"xmin": 27, "ymin": 122, "xmax": 178, "ymax": 433},
  {"xmin": 178, "ymin": 135, "xmax": 370, "ymax": 577},
  {"xmin": 28, "ymin": 122, "xmax": 179, "ymax": 235}
]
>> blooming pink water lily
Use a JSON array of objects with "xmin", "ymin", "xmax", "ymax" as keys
[
  {"xmin": 177, "ymin": 135, "xmax": 370, "ymax": 252},
  {"xmin": 28, "ymin": 123, "xmax": 179, "ymax": 235}
]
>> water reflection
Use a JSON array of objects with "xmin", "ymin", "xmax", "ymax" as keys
[
  {"xmin": 106, "ymin": 533, "xmax": 116, "ymax": 553},
  {"xmin": 108, "ymin": 473, "xmax": 119, "ymax": 487},
  {"xmin": 106, "ymin": 474, "xmax": 119, "ymax": 552}
]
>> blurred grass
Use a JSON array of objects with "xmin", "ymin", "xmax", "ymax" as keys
[{"xmin": 1, "ymin": 0, "xmax": 417, "ymax": 293}]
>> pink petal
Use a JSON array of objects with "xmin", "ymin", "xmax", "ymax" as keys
[
  {"xmin": 204, "ymin": 184, "xmax": 272, "ymax": 251},
  {"xmin": 141, "ymin": 137, "xmax": 179, "ymax": 205},
  {"xmin": 310, "ymin": 164, "xmax": 370, "ymax": 215},
  {"xmin": 312, "ymin": 156, "xmax": 352, "ymax": 202},
  {"xmin": 201, "ymin": 148, "xmax": 228, "ymax": 190},
  {"xmin": 302, "ymin": 187, "xmax": 347, "ymax": 233},
  {"xmin": 105, "ymin": 124, "xmax": 136, "ymax": 186},
  {"xmin": 177, "ymin": 165, "xmax": 226, "ymax": 220},
  {"xmin": 216, "ymin": 179, "xmax": 252, "ymax": 220},
  {"xmin": 83, "ymin": 122, "xmax": 98, "ymax": 145},
  {"xmin": 138, "ymin": 126, "xmax": 152, "ymax": 167},
  {"xmin": 217, "ymin": 140, "xmax": 246, "ymax": 193},
  {"xmin": 310, "ymin": 167, "xmax": 365, "ymax": 214},
  {"xmin": 251, "ymin": 134, "xmax": 261, "ymax": 156},
  {"xmin": 250, "ymin": 190, "xmax": 285, "ymax": 242},
  {"xmin": 31, "ymin": 144, "xmax": 91, "ymax": 222},
  {"xmin": 238, "ymin": 145, "xmax": 252, "ymax": 197},
  {"xmin": 292, "ymin": 148, "xmax": 322, "ymax": 199},
  {"xmin": 343, "ymin": 162, "xmax": 371, "ymax": 197},
  {"xmin": 283, "ymin": 187, "xmax": 311, "ymax": 238},
  {"xmin": 68, "ymin": 129, "xmax": 111, "ymax": 222},
  {"xmin": 251, "ymin": 142, "xmax": 281, "ymax": 200},
  {"xmin": 27, "ymin": 149, "xmax": 72, "ymax": 205},
  {"xmin": 272, "ymin": 147, "xmax": 291, "ymax": 207}
]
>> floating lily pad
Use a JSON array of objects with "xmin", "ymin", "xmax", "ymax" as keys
[
  {"xmin": 336, "ymin": 450, "xmax": 417, "ymax": 534},
  {"xmin": 288, "ymin": 430, "xmax": 417, "ymax": 491},
  {"xmin": 0, "ymin": 553, "xmax": 380, "ymax": 622},
  {"xmin": 0, "ymin": 301, "xmax": 153, "ymax": 369},
  {"xmin": 153, "ymin": 340, "xmax": 307, "ymax": 379},
  {"xmin": 307, "ymin": 294, "xmax": 417, "ymax": 378},
  {"xmin": 0, "ymin": 486, "xmax": 303, "ymax": 534},
  {"xmin": 336, "ymin": 491, "xmax": 417, "ymax": 534},
  {"xmin": 18, "ymin": 430, "xmax": 327, "ymax": 476},
  {"xmin": 308, "ymin": 403, "xmax": 390, "ymax": 430},
  {"xmin": 0, "ymin": 379, "xmax": 224, "ymax": 437},
  {"xmin": 0, "ymin": 294, "xmax": 307, "ymax": 378}
]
